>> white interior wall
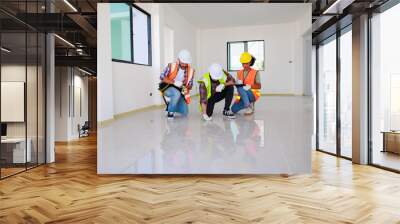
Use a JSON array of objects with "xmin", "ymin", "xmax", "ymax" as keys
[
  {"xmin": 1, "ymin": 65, "xmax": 39, "ymax": 138},
  {"xmin": 110, "ymin": 4, "xmax": 163, "ymax": 115},
  {"xmin": 198, "ymin": 7, "xmax": 310, "ymax": 95},
  {"xmin": 198, "ymin": 23, "xmax": 299, "ymax": 94},
  {"xmin": 97, "ymin": 4, "xmax": 114, "ymax": 122}
]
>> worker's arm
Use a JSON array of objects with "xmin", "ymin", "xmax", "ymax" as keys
[
  {"xmin": 187, "ymin": 70, "xmax": 195, "ymax": 90},
  {"xmin": 201, "ymin": 103, "xmax": 207, "ymax": 115},
  {"xmin": 162, "ymin": 77, "xmax": 174, "ymax": 85},
  {"xmin": 224, "ymin": 71, "xmax": 235, "ymax": 86},
  {"xmin": 251, "ymin": 71, "xmax": 261, "ymax": 89},
  {"xmin": 199, "ymin": 82, "xmax": 208, "ymax": 114},
  {"xmin": 160, "ymin": 64, "xmax": 173, "ymax": 84}
]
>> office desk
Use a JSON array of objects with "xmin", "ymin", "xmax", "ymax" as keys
[
  {"xmin": 382, "ymin": 131, "xmax": 400, "ymax": 154},
  {"xmin": 1, "ymin": 138, "xmax": 31, "ymax": 163}
]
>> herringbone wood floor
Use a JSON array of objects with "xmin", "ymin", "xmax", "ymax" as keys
[{"xmin": 1, "ymin": 135, "xmax": 400, "ymax": 224}]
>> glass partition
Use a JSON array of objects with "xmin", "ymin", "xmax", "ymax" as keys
[
  {"xmin": 1, "ymin": 31, "xmax": 28, "ymax": 177},
  {"xmin": 0, "ymin": 3, "xmax": 46, "ymax": 179},
  {"xmin": 317, "ymin": 36, "xmax": 337, "ymax": 155},
  {"xmin": 339, "ymin": 28, "xmax": 352, "ymax": 158}
]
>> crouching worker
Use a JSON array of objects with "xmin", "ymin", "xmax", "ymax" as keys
[
  {"xmin": 159, "ymin": 49, "xmax": 195, "ymax": 119},
  {"xmin": 232, "ymin": 52, "xmax": 261, "ymax": 115},
  {"xmin": 198, "ymin": 63, "xmax": 236, "ymax": 121}
]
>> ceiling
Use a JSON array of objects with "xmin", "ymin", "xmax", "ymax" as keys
[{"xmin": 168, "ymin": 3, "xmax": 310, "ymax": 29}]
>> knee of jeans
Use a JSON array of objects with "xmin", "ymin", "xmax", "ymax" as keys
[{"xmin": 170, "ymin": 91, "xmax": 181, "ymax": 101}]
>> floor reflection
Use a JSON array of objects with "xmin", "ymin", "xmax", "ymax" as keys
[{"xmin": 98, "ymin": 96, "xmax": 313, "ymax": 174}]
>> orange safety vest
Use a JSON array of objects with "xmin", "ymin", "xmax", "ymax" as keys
[
  {"xmin": 165, "ymin": 62, "xmax": 194, "ymax": 104},
  {"xmin": 237, "ymin": 68, "xmax": 261, "ymax": 101}
]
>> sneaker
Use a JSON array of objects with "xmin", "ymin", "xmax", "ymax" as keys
[
  {"xmin": 167, "ymin": 112, "xmax": 174, "ymax": 119},
  {"xmin": 223, "ymin": 110, "xmax": 236, "ymax": 119},
  {"xmin": 202, "ymin": 114, "xmax": 212, "ymax": 121},
  {"xmin": 244, "ymin": 107, "xmax": 253, "ymax": 115}
]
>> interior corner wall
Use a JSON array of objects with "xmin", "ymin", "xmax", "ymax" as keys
[
  {"xmin": 97, "ymin": 3, "xmax": 198, "ymax": 117},
  {"xmin": 159, "ymin": 4, "xmax": 199, "ymax": 93},
  {"xmin": 98, "ymin": 3, "xmax": 310, "ymax": 117},
  {"xmin": 111, "ymin": 3, "xmax": 162, "ymax": 115},
  {"xmin": 197, "ymin": 21, "xmax": 308, "ymax": 95}
]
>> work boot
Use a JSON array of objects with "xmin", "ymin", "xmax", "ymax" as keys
[
  {"xmin": 244, "ymin": 107, "xmax": 253, "ymax": 115},
  {"xmin": 223, "ymin": 110, "xmax": 236, "ymax": 119},
  {"xmin": 167, "ymin": 112, "xmax": 174, "ymax": 119}
]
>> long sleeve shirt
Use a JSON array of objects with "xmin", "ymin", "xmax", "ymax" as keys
[
  {"xmin": 160, "ymin": 64, "xmax": 194, "ymax": 90},
  {"xmin": 199, "ymin": 71, "xmax": 235, "ymax": 104}
]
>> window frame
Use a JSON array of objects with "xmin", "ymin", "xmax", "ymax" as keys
[
  {"xmin": 315, "ymin": 24, "xmax": 353, "ymax": 161},
  {"xmin": 227, "ymin": 40, "xmax": 265, "ymax": 72},
  {"xmin": 111, "ymin": 3, "xmax": 152, "ymax": 66},
  {"xmin": 110, "ymin": 3, "xmax": 133, "ymax": 64}
]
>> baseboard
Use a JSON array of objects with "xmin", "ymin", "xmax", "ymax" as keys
[
  {"xmin": 260, "ymin": 93, "xmax": 297, "ymax": 96},
  {"xmin": 114, "ymin": 104, "xmax": 165, "ymax": 120},
  {"xmin": 98, "ymin": 93, "xmax": 302, "ymax": 127},
  {"xmin": 98, "ymin": 104, "xmax": 165, "ymax": 128}
]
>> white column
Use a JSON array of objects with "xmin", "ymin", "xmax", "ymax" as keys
[
  {"xmin": 352, "ymin": 14, "xmax": 369, "ymax": 164},
  {"xmin": 46, "ymin": 33, "xmax": 55, "ymax": 163}
]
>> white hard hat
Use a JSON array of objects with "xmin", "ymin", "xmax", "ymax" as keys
[
  {"xmin": 209, "ymin": 63, "xmax": 223, "ymax": 80},
  {"xmin": 178, "ymin": 49, "xmax": 192, "ymax": 64}
]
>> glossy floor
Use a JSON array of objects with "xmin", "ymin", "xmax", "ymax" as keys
[
  {"xmin": 98, "ymin": 96, "xmax": 313, "ymax": 174},
  {"xmin": 373, "ymin": 151, "xmax": 400, "ymax": 170}
]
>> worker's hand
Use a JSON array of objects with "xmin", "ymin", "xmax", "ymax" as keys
[
  {"xmin": 236, "ymin": 79, "xmax": 243, "ymax": 85},
  {"xmin": 174, "ymin": 80, "xmax": 183, "ymax": 88},
  {"xmin": 216, "ymin": 84, "xmax": 224, "ymax": 92},
  {"xmin": 202, "ymin": 113, "xmax": 212, "ymax": 121},
  {"xmin": 243, "ymin": 84, "xmax": 251, "ymax": 91}
]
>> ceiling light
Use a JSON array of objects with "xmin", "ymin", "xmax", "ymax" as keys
[
  {"xmin": 63, "ymin": 0, "xmax": 78, "ymax": 12},
  {"xmin": 78, "ymin": 67, "xmax": 93, "ymax": 76},
  {"xmin": 54, "ymin": 34, "xmax": 75, "ymax": 48},
  {"xmin": 1, "ymin": 47, "xmax": 11, "ymax": 53}
]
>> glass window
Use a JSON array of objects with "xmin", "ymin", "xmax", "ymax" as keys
[
  {"xmin": 110, "ymin": 3, "xmax": 132, "ymax": 62},
  {"xmin": 340, "ymin": 29, "xmax": 352, "ymax": 158},
  {"xmin": 132, "ymin": 6, "xmax": 151, "ymax": 65},
  {"xmin": 110, "ymin": 4, "xmax": 152, "ymax": 65},
  {"xmin": 228, "ymin": 41, "xmax": 264, "ymax": 71},
  {"xmin": 371, "ymin": 3, "xmax": 400, "ymax": 171},
  {"xmin": 247, "ymin": 41, "xmax": 265, "ymax": 70},
  {"xmin": 318, "ymin": 36, "xmax": 337, "ymax": 155}
]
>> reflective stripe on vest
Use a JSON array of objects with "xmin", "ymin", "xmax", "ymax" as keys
[
  {"xmin": 237, "ymin": 68, "xmax": 260, "ymax": 101},
  {"xmin": 198, "ymin": 72, "xmax": 226, "ymax": 100}
]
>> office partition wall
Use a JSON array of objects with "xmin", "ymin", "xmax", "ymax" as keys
[
  {"xmin": 317, "ymin": 35, "xmax": 337, "ymax": 155},
  {"xmin": 0, "ymin": 2, "xmax": 46, "ymax": 179}
]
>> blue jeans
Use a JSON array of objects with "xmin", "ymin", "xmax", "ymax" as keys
[
  {"xmin": 164, "ymin": 87, "xmax": 188, "ymax": 116},
  {"xmin": 231, "ymin": 87, "xmax": 256, "ymax": 113}
]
